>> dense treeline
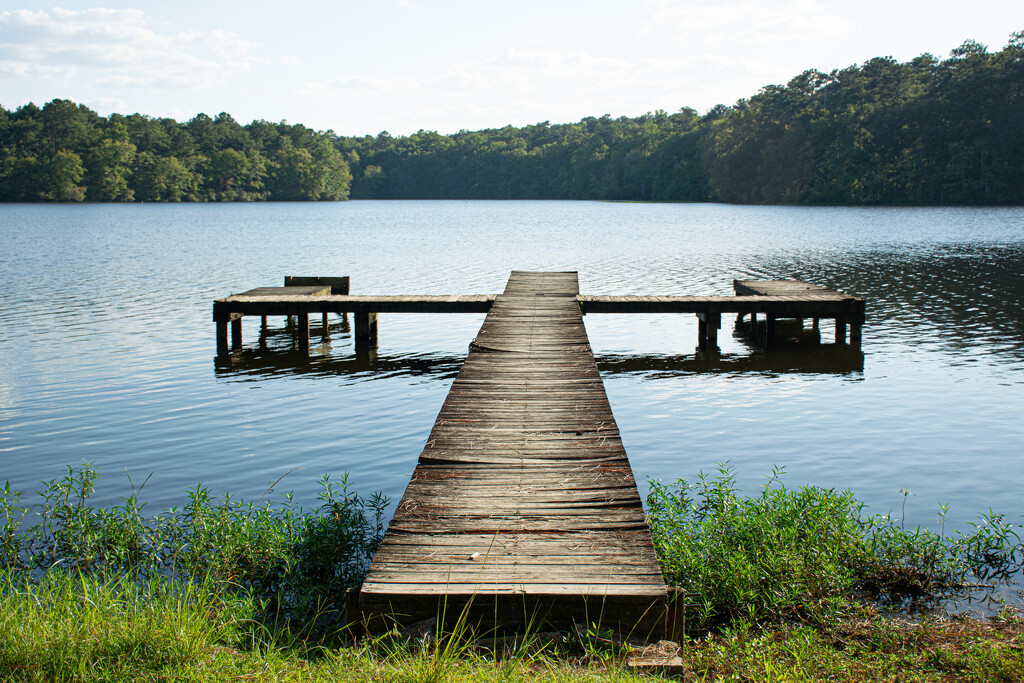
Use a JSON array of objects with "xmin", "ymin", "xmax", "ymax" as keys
[
  {"xmin": 0, "ymin": 106, "xmax": 353, "ymax": 202},
  {"xmin": 343, "ymin": 34, "xmax": 1024, "ymax": 204},
  {"xmin": 2, "ymin": 33, "xmax": 1022, "ymax": 204}
]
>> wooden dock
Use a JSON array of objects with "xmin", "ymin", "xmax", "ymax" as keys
[
  {"xmin": 354, "ymin": 271, "xmax": 669, "ymax": 635},
  {"xmin": 214, "ymin": 276, "xmax": 863, "ymax": 354},
  {"xmin": 212, "ymin": 271, "xmax": 867, "ymax": 635}
]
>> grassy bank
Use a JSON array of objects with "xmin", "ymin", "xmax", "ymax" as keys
[
  {"xmin": 3, "ymin": 572, "xmax": 1022, "ymax": 682},
  {"xmin": 2, "ymin": 465, "xmax": 1022, "ymax": 681}
]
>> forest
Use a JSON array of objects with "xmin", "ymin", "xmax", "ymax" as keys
[{"xmin": 2, "ymin": 33, "xmax": 1022, "ymax": 205}]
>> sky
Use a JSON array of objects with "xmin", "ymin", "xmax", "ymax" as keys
[{"xmin": 1, "ymin": 1, "xmax": 1021, "ymax": 136}]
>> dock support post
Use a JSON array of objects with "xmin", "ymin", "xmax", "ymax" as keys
[
  {"xmin": 216, "ymin": 321, "xmax": 229, "ymax": 355},
  {"xmin": 322, "ymin": 312, "xmax": 329, "ymax": 330},
  {"xmin": 697, "ymin": 312, "xmax": 721, "ymax": 353},
  {"xmin": 835, "ymin": 319, "xmax": 847, "ymax": 344},
  {"xmin": 812, "ymin": 317, "xmax": 820, "ymax": 331},
  {"xmin": 297, "ymin": 313, "xmax": 310, "ymax": 351},
  {"xmin": 231, "ymin": 318, "xmax": 243, "ymax": 348},
  {"xmin": 849, "ymin": 322, "xmax": 862, "ymax": 347},
  {"xmin": 765, "ymin": 315, "xmax": 777, "ymax": 350},
  {"xmin": 355, "ymin": 312, "xmax": 378, "ymax": 350}
]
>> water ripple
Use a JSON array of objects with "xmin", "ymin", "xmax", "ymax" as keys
[{"xmin": 1, "ymin": 202, "xmax": 1022, "ymax": 534}]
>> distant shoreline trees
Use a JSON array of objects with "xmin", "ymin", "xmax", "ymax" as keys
[
  {"xmin": 2, "ymin": 33, "xmax": 1021, "ymax": 205},
  {"xmin": 0, "ymin": 106, "xmax": 353, "ymax": 202}
]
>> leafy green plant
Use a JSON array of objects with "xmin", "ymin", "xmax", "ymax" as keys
[
  {"xmin": 647, "ymin": 465, "xmax": 1024, "ymax": 635},
  {"xmin": 0, "ymin": 465, "xmax": 388, "ymax": 628}
]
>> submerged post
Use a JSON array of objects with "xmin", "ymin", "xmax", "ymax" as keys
[
  {"xmin": 697, "ymin": 312, "xmax": 721, "ymax": 352},
  {"xmin": 297, "ymin": 313, "xmax": 310, "ymax": 350},
  {"xmin": 231, "ymin": 318, "xmax": 243, "ymax": 348},
  {"xmin": 835, "ymin": 319, "xmax": 847, "ymax": 344},
  {"xmin": 355, "ymin": 312, "xmax": 378, "ymax": 350},
  {"xmin": 216, "ymin": 320, "xmax": 229, "ymax": 355}
]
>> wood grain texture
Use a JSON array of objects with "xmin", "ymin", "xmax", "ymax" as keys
[{"xmin": 357, "ymin": 271, "xmax": 669, "ymax": 636}]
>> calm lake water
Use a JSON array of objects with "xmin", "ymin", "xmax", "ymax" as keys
[{"xmin": 1, "ymin": 201, "xmax": 1022, "ymax": 541}]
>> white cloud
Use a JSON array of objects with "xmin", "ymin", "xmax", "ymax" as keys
[{"xmin": 0, "ymin": 8, "xmax": 258, "ymax": 88}]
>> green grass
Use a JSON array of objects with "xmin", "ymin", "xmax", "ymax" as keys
[
  {"xmin": 684, "ymin": 611, "xmax": 1024, "ymax": 682},
  {"xmin": 2, "ymin": 464, "xmax": 1023, "ymax": 682},
  {"xmin": 2, "ymin": 570, "xmax": 1021, "ymax": 682}
]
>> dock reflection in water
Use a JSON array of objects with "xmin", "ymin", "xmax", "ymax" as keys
[{"xmin": 214, "ymin": 319, "xmax": 864, "ymax": 380}]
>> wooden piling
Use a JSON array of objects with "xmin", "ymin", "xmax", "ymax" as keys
[
  {"xmin": 697, "ymin": 312, "xmax": 721, "ymax": 352},
  {"xmin": 231, "ymin": 318, "xmax": 243, "ymax": 348},
  {"xmin": 354, "ymin": 312, "xmax": 378, "ymax": 350},
  {"xmin": 297, "ymin": 313, "xmax": 309, "ymax": 350},
  {"xmin": 850, "ymin": 322, "xmax": 862, "ymax": 347},
  {"xmin": 835, "ymin": 320, "xmax": 847, "ymax": 344},
  {"xmin": 216, "ymin": 321, "xmax": 228, "ymax": 355},
  {"xmin": 765, "ymin": 315, "xmax": 777, "ymax": 349}
]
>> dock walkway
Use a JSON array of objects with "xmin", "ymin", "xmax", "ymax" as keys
[{"xmin": 355, "ymin": 271, "xmax": 669, "ymax": 634}]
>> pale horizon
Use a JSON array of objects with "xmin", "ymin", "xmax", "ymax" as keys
[{"xmin": 1, "ymin": 1, "xmax": 1021, "ymax": 136}]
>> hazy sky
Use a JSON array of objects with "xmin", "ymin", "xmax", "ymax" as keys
[{"xmin": 1, "ymin": 1, "xmax": 1021, "ymax": 136}]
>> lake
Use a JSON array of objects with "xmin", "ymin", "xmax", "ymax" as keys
[{"xmin": 1, "ymin": 200, "xmax": 1022, "ymax": 540}]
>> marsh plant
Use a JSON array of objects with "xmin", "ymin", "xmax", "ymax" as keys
[
  {"xmin": 0, "ymin": 464, "xmax": 388, "ymax": 625},
  {"xmin": 647, "ymin": 465, "xmax": 1024, "ymax": 634}
]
